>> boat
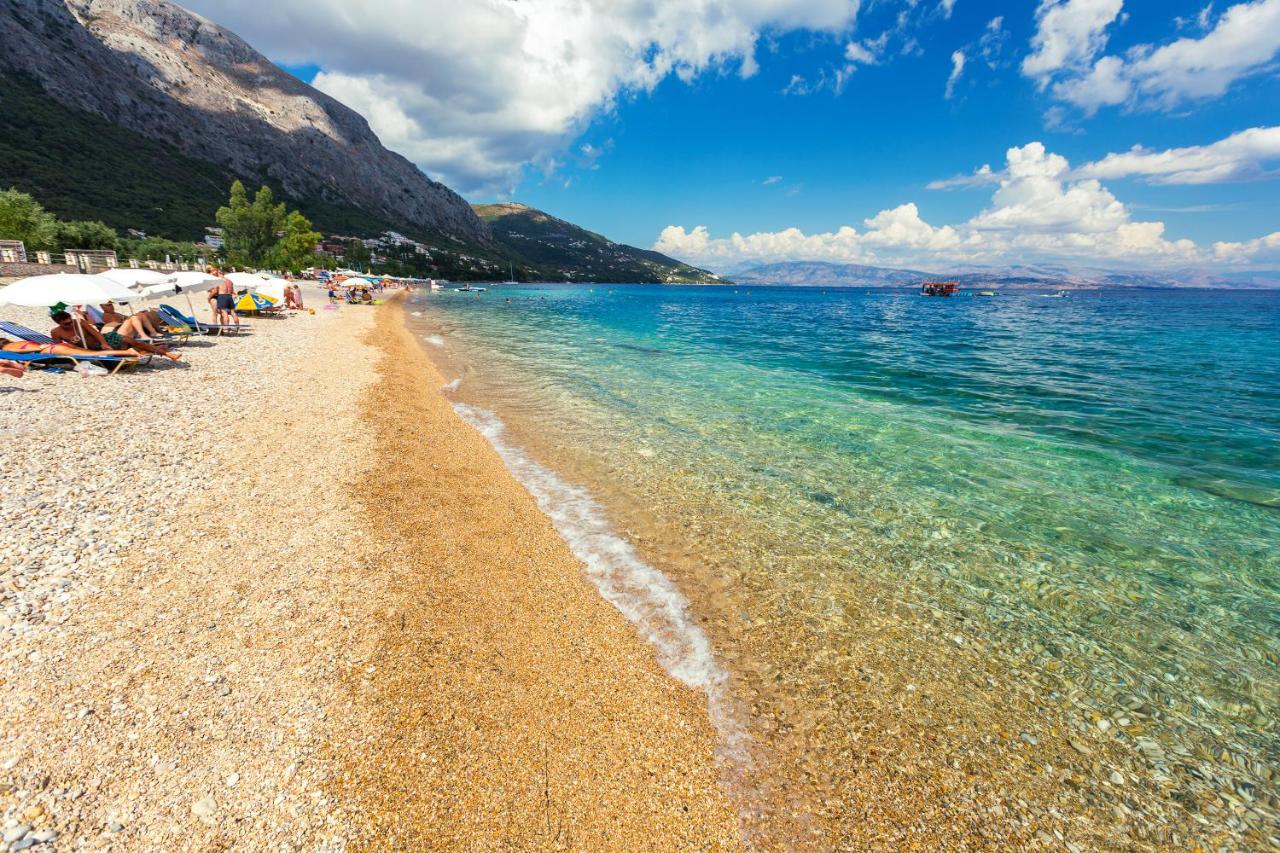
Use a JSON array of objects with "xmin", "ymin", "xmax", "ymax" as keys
[
  {"xmin": 455, "ymin": 285, "xmax": 487, "ymax": 292},
  {"xmin": 502, "ymin": 262, "xmax": 518, "ymax": 285},
  {"xmin": 920, "ymin": 280, "xmax": 960, "ymax": 297},
  {"xmin": 1043, "ymin": 290, "xmax": 1069, "ymax": 298}
]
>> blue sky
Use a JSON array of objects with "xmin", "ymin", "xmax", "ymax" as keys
[{"xmin": 198, "ymin": 0, "xmax": 1280, "ymax": 272}]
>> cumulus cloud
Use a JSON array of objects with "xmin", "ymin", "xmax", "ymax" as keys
[
  {"xmin": 184, "ymin": 0, "xmax": 863, "ymax": 193},
  {"xmin": 1076, "ymin": 126, "xmax": 1280, "ymax": 184},
  {"xmin": 945, "ymin": 50, "xmax": 966, "ymax": 98},
  {"xmin": 1033, "ymin": 0, "xmax": 1280, "ymax": 114},
  {"xmin": 1021, "ymin": 0, "xmax": 1124, "ymax": 83},
  {"xmin": 657, "ymin": 141, "xmax": 1205, "ymax": 270},
  {"xmin": 1214, "ymin": 231, "xmax": 1280, "ymax": 261}
]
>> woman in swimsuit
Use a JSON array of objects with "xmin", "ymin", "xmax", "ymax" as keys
[
  {"xmin": 49, "ymin": 312, "xmax": 183, "ymax": 363},
  {"xmin": 1, "ymin": 359, "xmax": 25, "ymax": 378},
  {"xmin": 2, "ymin": 336, "xmax": 141, "ymax": 359}
]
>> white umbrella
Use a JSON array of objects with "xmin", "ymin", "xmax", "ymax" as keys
[
  {"xmin": 0, "ymin": 273, "xmax": 139, "ymax": 348},
  {"xmin": 161, "ymin": 271, "xmax": 222, "ymax": 294},
  {"xmin": 224, "ymin": 272, "xmax": 270, "ymax": 291},
  {"xmin": 0, "ymin": 273, "xmax": 139, "ymax": 306},
  {"xmin": 253, "ymin": 278, "xmax": 288, "ymax": 303},
  {"xmin": 99, "ymin": 267, "xmax": 168, "ymax": 288}
]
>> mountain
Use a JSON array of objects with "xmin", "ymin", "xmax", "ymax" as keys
[
  {"xmin": 475, "ymin": 203, "xmax": 721, "ymax": 284},
  {"xmin": 732, "ymin": 262, "xmax": 927, "ymax": 286},
  {"xmin": 731, "ymin": 260, "xmax": 1280, "ymax": 289},
  {"xmin": 0, "ymin": 0, "xmax": 485, "ymax": 244}
]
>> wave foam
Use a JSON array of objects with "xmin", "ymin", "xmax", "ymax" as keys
[
  {"xmin": 452, "ymin": 402, "xmax": 749, "ymax": 763},
  {"xmin": 442, "ymin": 378, "xmax": 462, "ymax": 392},
  {"xmin": 424, "ymin": 334, "xmax": 446, "ymax": 347}
]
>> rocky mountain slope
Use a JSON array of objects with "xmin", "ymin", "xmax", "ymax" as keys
[
  {"xmin": 476, "ymin": 203, "xmax": 721, "ymax": 284},
  {"xmin": 0, "ymin": 0, "xmax": 486, "ymax": 244}
]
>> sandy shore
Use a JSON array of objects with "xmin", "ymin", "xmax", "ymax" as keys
[{"xmin": 0, "ymin": 291, "xmax": 738, "ymax": 850}]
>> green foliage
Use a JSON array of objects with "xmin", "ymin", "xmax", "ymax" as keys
[
  {"xmin": 52, "ymin": 219, "xmax": 119, "ymax": 252},
  {"xmin": 119, "ymin": 236, "xmax": 207, "ymax": 263},
  {"xmin": 216, "ymin": 181, "xmax": 285, "ymax": 268},
  {"xmin": 0, "ymin": 187, "xmax": 58, "ymax": 250},
  {"xmin": 344, "ymin": 239, "xmax": 371, "ymax": 270},
  {"xmin": 272, "ymin": 210, "xmax": 321, "ymax": 273}
]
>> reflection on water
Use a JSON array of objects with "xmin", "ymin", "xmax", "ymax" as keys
[{"xmin": 409, "ymin": 285, "xmax": 1280, "ymax": 848}]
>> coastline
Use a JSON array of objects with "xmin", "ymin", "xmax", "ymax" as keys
[
  {"xmin": 0, "ymin": 291, "xmax": 738, "ymax": 849},
  {"xmin": 328, "ymin": 297, "xmax": 739, "ymax": 849}
]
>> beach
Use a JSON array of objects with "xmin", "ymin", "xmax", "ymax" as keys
[{"xmin": 0, "ymin": 290, "xmax": 738, "ymax": 850}]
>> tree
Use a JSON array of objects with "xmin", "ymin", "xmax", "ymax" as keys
[
  {"xmin": 0, "ymin": 188, "xmax": 57, "ymax": 250},
  {"xmin": 272, "ymin": 210, "xmax": 321, "ymax": 273},
  {"xmin": 215, "ymin": 181, "xmax": 284, "ymax": 268},
  {"xmin": 345, "ymin": 238, "xmax": 371, "ymax": 270},
  {"xmin": 52, "ymin": 220, "xmax": 119, "ymax": 252}
]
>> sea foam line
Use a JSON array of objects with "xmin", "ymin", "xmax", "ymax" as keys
[{"xmin": 452, "ymin": 402, "xmax": 749, "ymax": 764}]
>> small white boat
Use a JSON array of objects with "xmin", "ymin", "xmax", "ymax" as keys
[
  {"xmin": 455, "ymin": 285, "xmax": 487, "ymax": 292},
  {"xmin": 1044, "ymin": 290, "xmax": 1069, "ymax": 298},
  {"xmin": 502, "ymin": 262, "xmax": 517, "ymax": 285}
]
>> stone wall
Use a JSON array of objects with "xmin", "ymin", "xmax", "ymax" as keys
[{"xmin": 0, "ymin": 262, "xmax": 78, "ymax": 279}]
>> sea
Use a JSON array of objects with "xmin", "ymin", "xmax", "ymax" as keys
[{"xmin": 407, "ymin": 285, "xmax": 1279, "ymax": 847}]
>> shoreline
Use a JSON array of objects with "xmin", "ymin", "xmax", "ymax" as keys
[
  {"xmin": 327, "ymin": 297, "xmax": 739, "ymax": 848},
  {"xmin": 0, "ymin": 291, "xmax": 739, "ymax": 849}
]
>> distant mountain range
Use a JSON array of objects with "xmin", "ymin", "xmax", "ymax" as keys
[
  {"xmin": 731, "ymin": 261, "xmax": 1280, "ymax": 290},
  {"xmin": 0, "ymin": 0, "xmax": 715, "ymax": 283}
]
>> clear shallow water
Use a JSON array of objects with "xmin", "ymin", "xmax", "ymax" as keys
[{"xmin": 412, "ymin": 285, "xmax": 1280, "ymax": 846}]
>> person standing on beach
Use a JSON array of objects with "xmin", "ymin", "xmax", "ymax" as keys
[{"xmin": 214, "ymin": 276, "xmax": 240, "ymax": 332}]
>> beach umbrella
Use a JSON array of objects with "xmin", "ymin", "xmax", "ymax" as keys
[
  {"xmin": 161, "ymin": 271, "xmax": 223, "ymax": 293},
  {"xmin": 0, "ymin": 273, "xmax": 139, "ymax": 306},
  {"xmin": 253, "ymin": 279, "xmax": 288, "ymax": 303},
  {"xmin": 99, "ymin": 267, "xmax": 168, "ymax": 288},
  {"xmin": 234, "ymin": 291, "xmax": 277, "ymax": 313},
  {"xmin": 148, "ymin": 271, "xmax": 225, "ymax": 323},
  {"xmin": 0, "ymin": 273, "xmax": 139, "ymax": 348}
]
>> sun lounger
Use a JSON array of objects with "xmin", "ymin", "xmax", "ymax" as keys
[
  {"xmin": 83, "ymin": 305, "xmax": 191, "ymax": 343},
  {"xmin": 1, "ymin": 321, "xmax": 147, "ymax": 372},
  {"xmin": 159, "ymin": 304, "xmax": 249, "ymax": 335},
  {"xmin": 0, "ymin": 348, "xmax": 138, "ymax": 374}
]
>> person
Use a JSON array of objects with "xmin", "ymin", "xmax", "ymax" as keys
[
  {"xmin": 214, "ymin": 276, "xmax": 239, "ymax": 331},
  {"xmin": 361, "ymin": 288, "xmax": 373, "ymax": 304},
  {"xmin": 49, "ymin": 311, "xmax": 182, "ymax": 363},
  {"xmin": 293, "ymin": 284, "xmax": 304, "ymax": 310},
  {"xmin": 98, "ymin": 302, "xmax": 166, "ymax": 338},
  {"xmin": 3, "ymin": 336, "xmax": 141, "ymax": 360},
  {"xmin": 1, "ymin": 359, "xmax": 25, "ymax": 379},
  {"xmin": 327, "ymin": 284, "xmax": 337, "ymax": 304}
]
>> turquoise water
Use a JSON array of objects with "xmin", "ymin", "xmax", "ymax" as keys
[{"xmin": 412, "ymin": 285, "xmax": 1280, "ymax": 843}]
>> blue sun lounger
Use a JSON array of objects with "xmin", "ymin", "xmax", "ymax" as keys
[
  {"xmin": 0, "ymin": 348, "xmax": 138, "ymax": 374},
  {"xmin": 0, "ymin": 321, "xmax": 143, "ymax": 373},
  {"xmin": 160, "ymin": 304, "xmax": 248, "ymax": 335}
]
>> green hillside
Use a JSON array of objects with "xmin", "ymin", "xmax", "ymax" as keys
[
  {"xmin": 0, "ymin": 73, "xmax": 414, "ymax": 242},
  {"xmin": 476, "ymin": 203, "xmax": 722, "ymax": 284}
]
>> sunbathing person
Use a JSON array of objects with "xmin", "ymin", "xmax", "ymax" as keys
[
  {"xmin": 49, "ymin": 312, "xmax": 182, "ymax": 363},
  {"xmin": 99, "ymin": 302, "xmax": 169, "ymax": 338},
  {"xmin": 1, "ymin": 359, "xmax": 26, "ymax": 378},
  {"xmin": 2, "ymin": 336, "xmax": 140, "ymax": 359}
]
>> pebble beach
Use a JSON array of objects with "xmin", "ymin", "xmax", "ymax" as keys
[{"xmin": 0, "ymin": 289, "xmax": 738, "ymax": 850}]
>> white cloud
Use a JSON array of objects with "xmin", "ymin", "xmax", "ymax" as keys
[
  {"xmin": 978, "ymin": 16, "xmax": 1009, "ymax": 67},
  {"xmin": 927, "ymin": 163, "xmax": 1000, "ymax": 189},
  {"xmin": 939, "ymin": 0, "xmax": 958, "ymax": 19},
  {"xmin": 184, "ymin": 0, "xmax": 863, "ymax": 193},
  {"xmin": 1214, "ymin": 231, "xmax": 1280, "ymax": 261},
  {"xmin": 1076, "ymin": 126, "xmax": 1280, "ymax": 184},
  {"xmin": 657, "ymin": 141, "xmax": 1206, "ymax": 270},
  {"xmin": 763, "ymin": 175, "xmax": 784, "ymax": 185},
  {"xmin": 1040, "ymin": 0, "xmax": 1280, "ymax": 113},
  {"xmin": 1021, "ymin": 0, "xmax": 1124, "ymax": 83},
  {"xmin": 945, "ymin": 50, "xmax": 966, "ymax": 98}
]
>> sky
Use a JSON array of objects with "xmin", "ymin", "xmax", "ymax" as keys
[{"xmin": 182, "ymin": 0, "xmax": 1280, "ymax": 274}]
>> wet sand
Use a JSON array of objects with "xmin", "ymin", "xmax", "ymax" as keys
[{"xmin": 326, "ymin": 297, "xmax": 741, "ymax": 849}]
